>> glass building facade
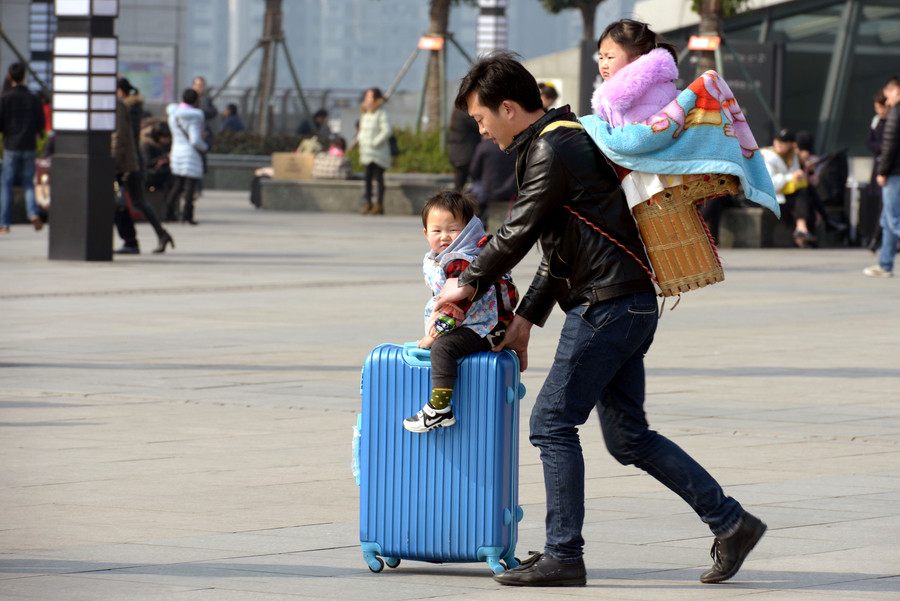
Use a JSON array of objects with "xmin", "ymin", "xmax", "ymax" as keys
[{"xmin": 664, "ymin": 0, "xmax": 900, "ymax": 157}]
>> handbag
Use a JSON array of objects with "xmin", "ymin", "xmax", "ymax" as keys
[{"xmin": 389, "ymin": 134, "xmax": 400, "ymax": 157}]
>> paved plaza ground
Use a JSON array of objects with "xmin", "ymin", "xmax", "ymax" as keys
[{"xmin": 1, "ymin": 190, "xmax": 899, "ymax": 600}]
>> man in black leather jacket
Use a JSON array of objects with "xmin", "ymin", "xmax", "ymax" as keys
[{"xmin": 436, "ymin": 52, "xmax": 765, "ymax": 587}]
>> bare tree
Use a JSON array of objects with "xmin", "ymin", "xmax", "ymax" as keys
[{"xmin": 423, "ymin": 0, "xmax": 451, "ymax": 133}]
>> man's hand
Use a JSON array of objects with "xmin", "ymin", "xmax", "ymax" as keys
[
  {"xmin": 877, "ymin": 174, "xmax": 887, "ymax": 187},
  {"xmin": 433, "ymin": 278, "xmax": 474, "ymax": 312},
  {"xmin": 492, "ymin": 315, "xmax": 533, "ymax": 372}
]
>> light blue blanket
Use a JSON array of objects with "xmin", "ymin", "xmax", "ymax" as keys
[{"xmin": 579, "ymin": 70, "xmax": 779, "ymax": 217}]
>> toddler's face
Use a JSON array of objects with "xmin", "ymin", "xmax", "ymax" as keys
[
  {"xmin": 598, "ymin": 38, "xmax": 632, "ymax": 82},
  {"xmin": 424, "ymin": 208, "xmax": 466, "ymax": 254}
]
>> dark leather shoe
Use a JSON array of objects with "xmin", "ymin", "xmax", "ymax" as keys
[
  {"xmin": 114, "ymin": 244, "xmax": 139, "ymax": 255},
  {"xmin": 700, "ymin": 512, "xmax": 766, "ymax": 583},
  {"xmin": 493, "ymin": 552, "xmax": 586, "ymax": 587}
]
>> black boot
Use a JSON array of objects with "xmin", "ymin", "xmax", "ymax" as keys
[
  {"xmin": 153, "ymin": 231, "xmax": 175, "ymax": 253},
  {"xmin": 700, "ymin": 512, "xmax": 767, "ymax": 583}
]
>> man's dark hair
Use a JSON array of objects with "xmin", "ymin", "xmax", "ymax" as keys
[
  {"xmin": 885, "ymin": 76, "xmax": 900, "ymax": 90},
  {"xmin": 226, "ymin": 103, "xmax": 239, "ymax": 114},
  {"xmin": 454, "ymin": 51, "xmax": 542, "ymax": 114},
  {"xmin": 314, "ymin": 108, "xmax": 328, "ymax": 120},
  {"xmin": 181, "ymin": 88, "xmax": 199, "ymax": 106},
  {"xmin": 7, "ymin": 62, "xmax": 26, "ymax": 84},
  {"xmin": 421, "ymin": 190, "xmax": 476, "ymax": 228}
]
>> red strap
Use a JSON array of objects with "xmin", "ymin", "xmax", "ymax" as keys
[{"xmin": 562, "ymin": 205, "xmax": 658, "ymax": 286}]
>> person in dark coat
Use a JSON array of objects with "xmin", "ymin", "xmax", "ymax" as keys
[
  {"xmin": 864, "ymin": 76, "xmax": 900, "ymax": 277},
  {"xmin": 862, "ymin": 90, "xmax": 889, "ymax": 249},
  {"xmin": 0, "ymin": 62, "xmax": 45, "ymax": 232},
  {"xmin": 447, "ymin": 107, "xmax": 482, "ymax": 191},
  {"xmin": 219, "ymin": 103, "xmax": 245, "ymax": 133},
  {"xmin": 468, "ymin": 134, "xmax": 517, "ymax": 222}
]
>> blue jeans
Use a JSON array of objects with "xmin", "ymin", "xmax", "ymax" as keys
[
  {"xmin": 878, "ymin": 175, "xmax": 900, "ymax": 272},
  {"xmin": 1, "ymin": 150, "xmax": 39, "ymax": 227},
  {"xmin": 529, "ymin": 292, "xmax": 743, "ymax": 561}
]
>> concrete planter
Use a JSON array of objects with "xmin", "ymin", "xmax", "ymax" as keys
[{"xmin": 259, "ymin": 174, "xmax": 454, "ymax": 216}]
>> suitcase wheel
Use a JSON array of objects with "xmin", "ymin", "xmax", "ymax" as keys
[
  {"xmin": 366, "ymin": 555, "xmax": 385, "ymax": 573},
  {"xmin": 385, "ymin": 557, "xmax": 401, "ymax": 569}
]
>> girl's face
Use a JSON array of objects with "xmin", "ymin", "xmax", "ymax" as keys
[
  {"xmin": 598, "ymin": 38, "xmax": 633, "ymax": 81},
  {"xmin": 363, "ymin": 90, "xmax": 376, "ymax": 109}
]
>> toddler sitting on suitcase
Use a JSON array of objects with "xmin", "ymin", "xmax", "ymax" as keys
[{"xmin": 403, "ymin": 191, "xmax": 518, "ymax": 433}]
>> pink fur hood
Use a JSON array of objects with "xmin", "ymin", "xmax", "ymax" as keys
[{"xmin": 591, "ymin": 48, "xmax": 679, "ymax": 127}]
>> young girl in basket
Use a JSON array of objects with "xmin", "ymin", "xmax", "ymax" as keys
[{"xmin": 593, "ymin": 19, "xmax": 680, "ymax": 129}]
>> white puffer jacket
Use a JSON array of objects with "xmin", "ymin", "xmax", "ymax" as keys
[
  {"xmin": 167, "ymin": 103, "xmax": 208, "ymax": 180},
  {"xmin": 357, "ymin": 98, "xmax": 392, "ymax": 170}
]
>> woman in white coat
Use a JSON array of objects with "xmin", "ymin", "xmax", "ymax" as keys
[
  {"xmin": 357, "ymin": 87, "xmax": 392, "ymax": 215},
  {"xmin": 165, "ymin": 88, "xmax": 208, "ymax": 224}
]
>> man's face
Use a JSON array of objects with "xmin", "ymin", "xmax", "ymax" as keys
[
  {"xmin": 192, "ymin": 78, "xmax": 206, "ymax": 95},
  {"xmin": 467, "ymin": 92, "xmax": 514, "ymax": 150},
  {"xmin": 884, "ymin": 84, "xmax": 900, "ymax": 107}
]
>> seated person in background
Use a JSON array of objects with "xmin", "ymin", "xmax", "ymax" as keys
[
  {"xmin": 141, "ymin": 121, "xmax": 173, "ymax": 193},
  {"xmin": 795, "ymin": 130, "xmax": 848, "ymax": 235},
  {"xmin": 297, "ymin": 108, "xmax": 331, "ymax": 147},
  {"xmin": 219, "ymin": 103, "xmax": 245, "ymax": 133},
  {"xmin": 312, "ymin": 135, "xmax": 352, "ymax": 180},
  {"xmin": 761, "ymin": 129, "xmax": 816, "ymax": 247}
]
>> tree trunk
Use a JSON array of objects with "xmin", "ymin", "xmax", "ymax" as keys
[
  {"xmin": 424, "ymin": 0, "xmax": 450, "ymax": 133},
  {"xmin": 697, "ymin": 0, "xmax": 722, "ymax": 73},
  {"xmin": 579, "ymin": 2, "xmax": 597, "ymax": 42},
  {"xmin": 254, "ymin": 0, "xmax": 282, "ymax": 136}
]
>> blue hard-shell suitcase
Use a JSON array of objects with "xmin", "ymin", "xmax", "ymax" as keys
[{"xmin": 354, "ymin": 343, "xmax": 525, "ymax": 574}]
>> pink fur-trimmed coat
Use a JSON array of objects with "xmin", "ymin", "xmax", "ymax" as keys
[{"xmin": 591, "ymin": 48, "xmax": 679, "ymax": 127}]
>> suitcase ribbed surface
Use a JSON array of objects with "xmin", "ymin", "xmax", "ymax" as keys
[{"xmin": 359, "ymin": 344, "xmax": 520, "ymax": 565}]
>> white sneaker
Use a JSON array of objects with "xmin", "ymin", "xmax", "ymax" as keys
[
  {"xmin": 863, "ymin": 265, "xmax": 893, "ymax": 278},
  {"xmin": 403, "ymin": 403, "xmax": 456, "ymax": 433}
]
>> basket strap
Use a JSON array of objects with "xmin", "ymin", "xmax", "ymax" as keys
[
  {"xmin": 562, "ymin": 205, "xmax": 659, "ymax": 287},
  {"xmin": 541, "ymin": 120, "xmax": 660, "ymax": 290}
]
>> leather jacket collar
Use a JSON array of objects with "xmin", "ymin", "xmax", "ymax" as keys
[{"xmin": 504, "ymin": 105, "xmax": 574, "ymax": 155}]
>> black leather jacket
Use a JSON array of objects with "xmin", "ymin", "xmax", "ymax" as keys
[
  {"xmin": 458, "ymin": 106, "xmax": 654, "ymax": 327},
  {"xmin": 878, "ymin": 103, "xmax": 900, "ymax": 177}
]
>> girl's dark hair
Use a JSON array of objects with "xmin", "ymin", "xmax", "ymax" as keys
[
  {"xmin": 598, "ymin": 19, "xmax": 679, "ymax": 66},
  {"xmin": 421, "ymin": 190, "xmax": 476, "ymax": 228},
  {"xmin": 181, "ymin": 88, "xmax": 199, "ymax": 106},
  {"xmin": 366, "ymin": 87, "xmax": 384, "ymax": 101},
  {"xmin": 454, "ymin": 50, "xmax": 542, "ymax": 113}
]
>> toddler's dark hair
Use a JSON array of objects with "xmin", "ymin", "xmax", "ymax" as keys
[
  {"xmin": 421, "ymin": 190, "xmax": 476, "ymax": 228},
  {"xmin": 599, "ymin": 19, "xmax": 679, "ymax": 66}
]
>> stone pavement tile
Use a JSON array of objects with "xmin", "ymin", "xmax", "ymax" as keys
[{"xmin": 0, "ymin": 573, "xmax": 201, "ymax": 600}]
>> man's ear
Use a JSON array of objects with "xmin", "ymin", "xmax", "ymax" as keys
[{"xmin": 501, "ymin": 100, "xmax": 516, "ymax": 120}]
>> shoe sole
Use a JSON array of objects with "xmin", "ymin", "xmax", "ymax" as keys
[
  {"xmin": 700, "ymin": 522, "xmax": 767, "ymax": 584},
  {"xmin": 402, "ymin": 417, "xmax": 456, "ymax": 433},
  {"xmin": 494, "ymin": 578, "xmax": 586, "ymax": 587}
]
